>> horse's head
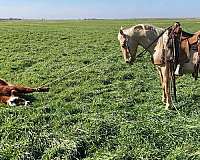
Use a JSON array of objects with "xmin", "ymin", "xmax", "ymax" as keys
[
  {"xmin": 118, "ymin": 27, "xmax": 139, "ymax": 64},
  {"xmin": 7, "ymin": 96, "xmax": 30, "ymax": 106}
]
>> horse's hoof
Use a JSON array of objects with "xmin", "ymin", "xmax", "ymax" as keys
[
  {"xmin": 165, "ymin": 103, "xmax": 171, "ymax": 110},
  {"xmin": 165, "ymin": 103, "xmax": 176, "ymax": 110},
  {"xmin": 37, "ymin": 87, "xmax": 49, "ymax": 92},
  {"xmin": 162, "ymin": 98, "xmax": 166, "ymax": 104}
]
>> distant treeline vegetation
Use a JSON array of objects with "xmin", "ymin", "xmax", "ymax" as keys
[{"xmin": 0, "ymin": 18, "xmax": 22, "ymax": 20}]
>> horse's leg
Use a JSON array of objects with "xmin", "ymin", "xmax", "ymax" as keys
[
  {"xmin": 161, "ymin": 66, "xmax": 172, "ymax": 109},
  {"xmin": 9, "ymin": 85, "xmax": 49, "ymax": 96},
  {"xmin": 156, "ymin": 66, "xmax": 166, "ymax": 103}
]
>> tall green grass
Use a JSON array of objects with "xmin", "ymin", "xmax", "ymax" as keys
[{"xmin": 0, "ymin": 19, "xmax": 199, "ymax": 159}]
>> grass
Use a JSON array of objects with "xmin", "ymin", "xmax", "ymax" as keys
[{"xmin": 0, "ymin": 19, "xmax": 200, "ymax": 159}]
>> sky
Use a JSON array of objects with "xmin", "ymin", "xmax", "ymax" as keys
[{"xmin": 0, "ymin": 0, "xmax": 199, "ymax": 19}]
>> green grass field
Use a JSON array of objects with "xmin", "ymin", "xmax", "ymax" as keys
[{"xmin": 0, "ymin": 19, "xmax": 200, "ymax": 159}]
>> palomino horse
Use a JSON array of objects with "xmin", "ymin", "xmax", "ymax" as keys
[
  {"xmin": 0, "ymin": 79, "xmax": 49, "ymax": 106},
  {"xmin": 118, "ymin": 23, "xmax": 200, "ymax": 109}
]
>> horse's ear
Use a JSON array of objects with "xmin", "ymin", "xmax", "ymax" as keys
[{"xmin": 119, "ymin": 29, "xmax": 124, "ymax": 35}]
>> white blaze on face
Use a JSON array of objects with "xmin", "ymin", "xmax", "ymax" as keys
[{"xmin": 7, "ymin": 97, "xmax": 19, "ymax": 106}]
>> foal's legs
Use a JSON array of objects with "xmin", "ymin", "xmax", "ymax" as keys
[{"xmin": 10, "ymin": 85, "xmax": 49, "ymax": 96}]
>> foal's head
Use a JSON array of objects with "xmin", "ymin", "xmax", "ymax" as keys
[{"xmin": 7, "ymin": 96, "xmax": 30, "ymax": 106}]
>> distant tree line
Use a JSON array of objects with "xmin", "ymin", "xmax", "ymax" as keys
[{"xmin": 0, "ymin": 18, "xmax": 22, "ymax": 20}]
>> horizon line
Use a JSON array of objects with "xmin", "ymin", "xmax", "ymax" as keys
[{"xmin": 1, "ymin": 17, "xmax": 200, "ymax": 21}]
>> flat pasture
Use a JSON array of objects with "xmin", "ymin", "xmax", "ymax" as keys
[{"xmin": 0, "ymin": 19, "xmax": 199, "ymax": 159}]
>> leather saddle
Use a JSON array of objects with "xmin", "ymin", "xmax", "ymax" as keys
[{"xmin": 181, "ymin": 31, "xmax": 200, "ymax": 47}]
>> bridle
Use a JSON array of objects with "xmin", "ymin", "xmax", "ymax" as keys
[{"xmin": 121, "ymin": 34, "xmax": 131, "ymax": 54}]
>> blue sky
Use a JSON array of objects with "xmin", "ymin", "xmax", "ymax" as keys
[{"xmin": 0, "ymin": 0, "xmax": 199, "ymax": 19}]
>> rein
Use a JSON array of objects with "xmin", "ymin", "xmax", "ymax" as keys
[
  {"xmin": 167, "ymin": 23, "xmax": 182, "ymax": 104},
  {"xmin": 40, "ymin": 53, "xmax": 115, "ymax": 87}
]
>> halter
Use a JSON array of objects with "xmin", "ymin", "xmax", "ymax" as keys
[{"xmin": 122, "ymin": 36, "xmax": 129, "ymax": 49}]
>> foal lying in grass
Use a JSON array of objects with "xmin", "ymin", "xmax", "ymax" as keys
[{"xmin": 0, "ymin": 79, "xmax": 49, "ymax": 106}]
